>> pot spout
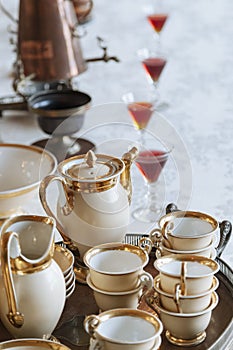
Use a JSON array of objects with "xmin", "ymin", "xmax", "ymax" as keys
[{"xmin": 120, "ymin": 147, "xmax": 138, "ymax": 205}]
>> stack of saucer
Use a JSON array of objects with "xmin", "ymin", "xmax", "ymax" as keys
[
  {"xmin": 148, "ymin": 254, "xmax": 219, "ymax": 346},
  {"xmin": 53, "ymin": 245, "xmax": 75, "ymax": 299}
]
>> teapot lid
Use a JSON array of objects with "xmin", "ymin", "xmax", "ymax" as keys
[{"xmin": 58, "ymin": 150, "xmax": 125, "ymax": 183}]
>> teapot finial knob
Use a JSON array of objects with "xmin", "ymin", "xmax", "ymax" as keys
[{"xmin": 84, "ymin": 150, "xmax": 97, "ymax": 168}]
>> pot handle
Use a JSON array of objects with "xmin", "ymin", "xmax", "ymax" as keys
[
  {"xmin": 0, "ymin": 0, "xmax": 18, "ymax": 23},
  {"xmin": 0, "ymin": 230, "xmax": 24, "ymax": 328},
  {"xmin": 39, "ymin": 175, "xmax": 74, "ymax": 244}
]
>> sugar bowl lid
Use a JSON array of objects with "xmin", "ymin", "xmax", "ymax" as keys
[{"xmin": 58, "ymin": 150, "xmax": 125, "ymax": 183}]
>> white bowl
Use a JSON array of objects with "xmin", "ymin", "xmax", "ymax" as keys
[
  {"xmin": 0, "ymin": 143, "xmax": 57, "ymax": 218},
  {"xmin": 0, "ymin": 338, "xmax": 71, "ymax": 349}
]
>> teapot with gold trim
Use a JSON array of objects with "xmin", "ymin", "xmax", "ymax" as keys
[
  {"xmin": 39, "ymin": 148, "xmax": 138, "ymax": 259},
  {"xmin": 0, "ymin": 215, "xmax": 66, "ymax": 338}
]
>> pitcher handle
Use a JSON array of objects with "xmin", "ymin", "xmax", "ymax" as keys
[
  {"xmin": 0, "ymin": 231, "xmax": 24, "ymax": 328},
  {"xmin": 39, "ymin": 175, "xmax": 74, "ymax": 244}
]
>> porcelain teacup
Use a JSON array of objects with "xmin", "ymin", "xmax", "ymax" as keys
[
  {"xmin": 154, "ymin": 254, "xmax": 219, "ymax": 295},
  {"xmin": 87, "ymin": 273, "xmax": 152, "ymax": 311},
  {"xmin": 148, "ymin": 291, "xmax": 218, "ymax": 346},
  {"xmin": 156, "ymin": 238, "xmax": 216, "ymax": 259},
  {"xmin": 153, "ymin": 275, "xmax": 219, "ymax": 313},
  {"xmin": 83, "ymin": 242, "xmax": 152, "ymax": 292},
  {"xmin": 150, "ymin": 210, "xmax": 218, "ymax": 251},
  {"xmin": 84, "ymin": 308, "xmax": 163, "ymax": 350}
]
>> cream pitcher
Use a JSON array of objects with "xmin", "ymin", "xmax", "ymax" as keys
[
  {"xmin": 0, "ymin": 215, "xmax": 66, "ymax": 339},
  {"xmin": 39, "ymin": 148, "xmax": 138, "ymax": 259}
]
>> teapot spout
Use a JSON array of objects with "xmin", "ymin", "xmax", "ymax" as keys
[{"xmin": 120, "ymin": 147, "xmax": 138, "ymax": 204}]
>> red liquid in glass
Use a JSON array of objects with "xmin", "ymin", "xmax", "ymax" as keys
[
  {"xmin": 127, "ymin": 102, "xmax": 153, "ymax": 130},
  {"xmin": 142, "ymin": 58, "xmax": 167, "ymax": 83},
  {"xmin": 147, "ymin": 14, "xmax": 168, "ymax": 33},
  {"xmin": 135, "ymin": 150, "xmax": 168, "ymax": 183}
]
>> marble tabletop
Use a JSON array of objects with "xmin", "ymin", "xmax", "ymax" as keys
[{"xmin": 0, "ymin": 0, "xmax": 232, "ymax": 268}]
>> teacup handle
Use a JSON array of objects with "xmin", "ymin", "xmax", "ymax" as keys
[
  {"xmin": 83, "ymin": 314, "xmax": 100, "ymax": 339},
  {"xmin": 174, "ymin": 284, "xmax": 183, "ymax": 313},
  {"xmin": 180, "ymin": 261, "xmax": 187, "ymax": 296},
  {"xmin": 144, "ymin": 291, "xmax": 161, "ymax": 316},
  {"xmin": 138, "ymin": 271, "xmax": 153, "ymax": 290},
  {"xmin": 138, "ymin": 237, "xmax": 152, "ymax": 255},
  {"xmin": 149, "ymin": 221, "xmax": 173, "ymax": 249}
]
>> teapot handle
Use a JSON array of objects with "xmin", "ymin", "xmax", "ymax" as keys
[
  {"xmin": 39, "ymin": 174, "xmax": 74, "ymax": 245},
  {"xmin": 0, "ymin": 230, "xmax": 24, "ymax": 328}
]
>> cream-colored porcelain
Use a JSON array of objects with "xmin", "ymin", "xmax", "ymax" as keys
[
  {"xmin": 53, "ymin": 245, "xmax": 74, "ymax": 276},
  {"xmin": 154, "ymin": 275, "xmax": 219, "ymax": 313},
  {"xmin": 39, "ymin": 148, "xmax": 138, "ymax": 258},
  {"xmin": 154, "ymin": 292, "xmax": 218, "ymax": 345},
  {"xmin": 154, "ymin": 254, "xmax": 219, "ymax": 295},
  {"xmin": 0, "ymin": 143, "xmax": 57, "ymax": 219},
  {"xmin": 150, "ymin": 210, "xmax": 218, "ymax": 251},
  {"xmin": 87, "ymin": 273, "xmax": 152, "ymax": 311},
  {"xmin": 89, "ymin": 335, "xmax": 162, "ymax": 350},
  {"xmin": 0, "ymin": 338, "xmax": 71, "ymax": 349},
  {"xmin": 84, "ymin": 242, "xmax": 151, "ymax": 292},
  {"xmin": 0, "ymin": 215, "xmax": 66, "ymax": 339},
  {"xmin": 156, "ymin": 238, "xmax": 215, "ymax": 258},
  {"xmin": 84, "ymin": 308, "xmax": 163, "ymax": 350}
]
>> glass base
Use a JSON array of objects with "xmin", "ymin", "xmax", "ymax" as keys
[
  {"xmin": 132, "ymin": 206, "xmax": 163, "ymax": 223},
  {"xmin": 155, "ymin": 99, "xmax": 170, "ymax": 111}
]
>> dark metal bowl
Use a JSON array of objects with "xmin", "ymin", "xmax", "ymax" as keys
[{"xmin": 28, "ymin": 89, "xmax": 91, "ymax": 136}]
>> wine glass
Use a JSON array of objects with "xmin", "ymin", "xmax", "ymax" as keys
[
  {"xmin": 138, "ymin": 48, "xmax": 168, "ymax": 111},
  {"xmin": 122, "ymin": 89, "xmax": 155, "ymax": 145},
  {"xmin": 132, "ymin": 134, "xmax": 172, "ymax": 223},
  {"xmin": 144, "ymin": 0, "xmax": 169, "ymax": 50}
]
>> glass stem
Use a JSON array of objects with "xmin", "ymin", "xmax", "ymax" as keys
[
  {"xmin": 139, "ymin": 128, "xmax": 145, "ymax": 146},
  {"xmin": 145, "ymin": 182, "xmax": 158, "ymax": 210},
  {"xmin": 151, "ymin": 82, "xmax": 160, "ymax": 106}
]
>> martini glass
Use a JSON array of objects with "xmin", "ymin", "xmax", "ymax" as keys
[
  {"xmin": 133, "ymin": 135, "xmax": 172, "ymax": 223},
  {"xmin": 144, "ymin": 0, "xmax": 169, "ymax": 51},
  {"xmin": 122, "ymin": 89, "xmax": 155, "ymax": 145},
  {"xmin": 138, "ymin": 48, "xmax": 168, "ymax": 110}
]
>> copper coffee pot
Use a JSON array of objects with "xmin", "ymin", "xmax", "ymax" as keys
[{"xmin": 0, "ymin": 0, "xmax": 119, "ymax": 95}]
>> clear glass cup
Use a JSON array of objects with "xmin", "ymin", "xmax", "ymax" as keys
[
  {"xmin": 137, "ymin": 48, "xmax": 168, "ymax": 111},
  {"xmin": 122, "ymin": 89, "xmax": 155, "ymax": 145},
  {"xmin": 132, "ymin": 134, "xmax": 172, "ymax": 223}
]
